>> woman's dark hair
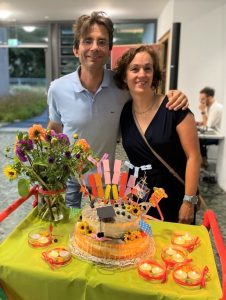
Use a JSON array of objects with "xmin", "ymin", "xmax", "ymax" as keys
[
  {"xmin": 114, "ymin": 45, "xmax": 162, "ymax": 91},
  {"xmin": 73, "ymin": 11, "xmax": 114, "ymax": 50}
]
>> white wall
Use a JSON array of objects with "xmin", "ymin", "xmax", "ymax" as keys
[
  {"xmin": 157, "ymin": 0, "xmax": 174, "ymax": 90},
  {"xmin": 157, "ymin": 0, "xmax": 226, "ymax": 191}
]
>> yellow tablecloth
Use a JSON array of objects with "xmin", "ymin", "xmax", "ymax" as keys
[{"xmin": 0, "ymin": 210, "xmax": 223, "ymax": 300}]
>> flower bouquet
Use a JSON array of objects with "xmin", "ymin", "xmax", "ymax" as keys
[{"xmin": 3, "ymin": 124, "xmax": 96, "ymax": 222}]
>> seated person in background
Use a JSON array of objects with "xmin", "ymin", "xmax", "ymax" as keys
[{"xmin": 197, "ymin": 87, "xmax": 223, "ymax": 168}]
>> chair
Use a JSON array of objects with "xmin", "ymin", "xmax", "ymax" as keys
[{"xmin": 202, "ymin": 209, "xmax": 226, "ymax": 300}]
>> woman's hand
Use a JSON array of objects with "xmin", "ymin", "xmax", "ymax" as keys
[
  {"xmin": 178, "ymin": 201, "xmax": 195, "ymax": 224},
  {"xmin": 166, "ymin": 90, "xmax": 189, "ymax": 111}
]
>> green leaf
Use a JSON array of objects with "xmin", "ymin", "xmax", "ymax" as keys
[
  {"xmin": 18, "ymin": 178, "xmax": 30, "ymax": 197},
  {"xmin": 33, "ymin": 160, "xmax": 48, "ymax": 167}
]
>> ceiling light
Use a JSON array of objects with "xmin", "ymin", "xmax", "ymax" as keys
[
  {"xmin": 0, "ymin": 10, "xmax": 11, "ymax": 20},
  {"xmin": 23, "ymin": 26, "xmax": 36, "ymax": 32}
]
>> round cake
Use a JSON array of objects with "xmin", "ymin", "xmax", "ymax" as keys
[{"xmin": 72, "ymin": 201, "xmax": 154, "ymax": 261}]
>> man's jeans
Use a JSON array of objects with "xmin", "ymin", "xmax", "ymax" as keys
[{"xmin": 65, "ymin": 177, "xmax": 82, "ymax": 208}]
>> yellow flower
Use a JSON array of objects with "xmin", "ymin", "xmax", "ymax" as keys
[
  {"xmin": 124, "ymin": 234, "xmax": 131, "ymax": 243},
  {"xmin": 73, "ymin": 133, "xmax": 78, "ymax": 139},
  {"xmin": 77, "ymin": 221, "xmax": 87, "ymax": 234},
  {"xmin": 131, "ymin": 230, "xmax": 141, "ymax": 240},
  {"xmin": 86, "ymin": 225, "xmax": 94, "ymax": 235},
  {"xmin": 131, "ymin": 206, "xmax": 141, "ymax": 216},
  {"xmin": 125, "ymin": 204, "xmax": 132, "ymax": 212},
  {"xmin": 124, "ymin": 230, "xmax": 141, "ymax": 242},
  {"xmin": 77, "ymin": 221, "xmax": 94, "ymax": 235},
  {"xmin": 3, "ymin": 165, "xmax": 18, "ymax": 180}
]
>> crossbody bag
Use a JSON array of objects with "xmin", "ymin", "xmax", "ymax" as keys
[{"xmin": 132, "ymin": 110, "xmax": 206, "ymax": 210}]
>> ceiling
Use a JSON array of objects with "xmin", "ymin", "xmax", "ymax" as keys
[{"xmin": 0, "ymin": 0, "xmax": 169, "ymax": 23}]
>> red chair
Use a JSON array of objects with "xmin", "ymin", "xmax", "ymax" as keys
[{"xmin": 202, "ymin": 209, "xmax": 226, "ymax": 300}]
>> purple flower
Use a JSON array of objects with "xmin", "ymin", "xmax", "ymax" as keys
[
  {"xmin": 17, "ymin": 139, "xmax": 33, "ymax": 151},
  {"xmin": 15, "ymin": 146, "xmax": 27, "ymax": 162},
  {"xmin": 57, "ymin": 133, "xmax": 70, "ymax": 145},
  {"xmin": 75, "ymin": 153, "xmax": 80, "ymax": 159},
  {"xmin": 48, "ymin": 157, "xmax": 55, "ymax": 164},
  {"xmin": 64, "ymin": 151, "xmax": 71, "ymax": 159}
]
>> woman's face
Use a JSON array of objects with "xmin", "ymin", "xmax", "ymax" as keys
[{"xmin": 125, "ymin": 51, "xmax": 154, "ymax": 95}]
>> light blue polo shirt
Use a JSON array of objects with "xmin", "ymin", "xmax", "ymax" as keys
[{"xmin": 48, "ymin": 67, "xmax": 129, "ymax": 166}]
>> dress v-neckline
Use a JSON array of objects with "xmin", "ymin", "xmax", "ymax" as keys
[{"xmin": 132, "ymin": 95, "xmax": 166, "ymax": 136}]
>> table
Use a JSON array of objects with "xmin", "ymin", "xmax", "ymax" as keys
[
  {"xmin": 0, "ymin": 209, "xmax": 223, "ymax": 300},
  {"xmin": 197, "ymin": 127, "xmax": 224, "ymax": 140}
]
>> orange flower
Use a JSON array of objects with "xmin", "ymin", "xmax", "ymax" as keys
[
  {"xmin": 75, "ymin": 139, "xmax": 90, "ymax": 152},
  {"xmin": 28, "ymin": 124, "xmax": 46, "ymax": 140}
]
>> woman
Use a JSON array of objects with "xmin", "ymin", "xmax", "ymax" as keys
[{"xmin": 114, "ymin": 45, "xmax": 201, "ymax": 224}]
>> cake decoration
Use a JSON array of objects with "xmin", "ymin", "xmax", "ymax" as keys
[{"xmin": 69, "ymin": 158, "xmax": 169, "ymax": 266}]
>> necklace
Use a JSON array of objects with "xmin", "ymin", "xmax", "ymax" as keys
[{"xmin": 132, "ymin": 101, "xmax": 155, "ymax": 115}]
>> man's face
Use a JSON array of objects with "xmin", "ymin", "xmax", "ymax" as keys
[
  {"xmin": 199, "ymin": 93, "xmax": 209, "ymax": 106},
  {"xmin": 73, "ymin": 24, "xmax": 110, "ymax": 72}
]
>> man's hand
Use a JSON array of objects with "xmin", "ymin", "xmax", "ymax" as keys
[
  {"xmin": 178, "ymin": 201, "xmax": 195, "ymax": 224},
  {"xmin": 166, "ymin": 90, "xmax": 189, "ymax": 111},
  {"xmin": 198, "ymin": 102, "xmax": 207, "ymax": 113}
]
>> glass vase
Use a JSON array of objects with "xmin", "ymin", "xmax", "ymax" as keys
[{"xmin": 37, "ymin": 188, "xmax": 69, "ymax": 222}]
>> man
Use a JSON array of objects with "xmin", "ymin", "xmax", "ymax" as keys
[
  {"xmin": 47, "ymin": 11, "xmax": 189, "ymax": 208},
  {"xmin": 197, "ymin": 87, "xmax": 223, "ymax": 168}
]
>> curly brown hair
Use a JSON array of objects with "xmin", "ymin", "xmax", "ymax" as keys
[
  {"xmin": 73, "ymin": 11, "xmax": 114, "ymax": 50},
  {"xmin": 114, "ymin": 45, "xmax": 162, "ymax": 91}
]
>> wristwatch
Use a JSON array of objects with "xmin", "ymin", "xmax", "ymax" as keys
[{"xmin": 183, "ymin": 195, "xmax": 198, "ymax": 205}]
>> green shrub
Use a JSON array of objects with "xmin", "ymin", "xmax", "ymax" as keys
[{"xmin": 0, "ymin": 87, "xmax": 47, "ymax": 123}]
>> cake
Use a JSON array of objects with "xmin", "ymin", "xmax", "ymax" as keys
[
  {"xmin": 70, "ymin": 158, "xmax": 164, "ymax": 264},
  {"xmin": 72, "ymin": 201, "xmax": 154, "ymax": 261}
]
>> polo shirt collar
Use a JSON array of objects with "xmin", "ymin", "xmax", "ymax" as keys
[{"xmin": 73, "ymin": 66, "xmax": 110, "ymax": 93}]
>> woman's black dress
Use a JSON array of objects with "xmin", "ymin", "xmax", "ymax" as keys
[{"xmin": 120, "ymin": 96, "xmax": 192, "ymax": 222}]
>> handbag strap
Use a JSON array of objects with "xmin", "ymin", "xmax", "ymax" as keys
[{"xmin": 132, "ymin": 110, "xmax": 185, "ymax": 185}]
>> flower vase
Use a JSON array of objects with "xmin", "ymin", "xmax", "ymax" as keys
[{"xmin": 37, "ymin": 188, "xmax": 69, "ymax": 222}]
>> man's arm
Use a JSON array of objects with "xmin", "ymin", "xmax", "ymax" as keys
[
  {"xmin": 166, "ymin": 90, "xmax": 189, "ymax": 111},
  {"xmin": 197, "ymin": 101, "xmax": 208, "ymax": 126},
  {"xmin": 47, "ymin": 120, "xmax": 63, "ymax": 133}
]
